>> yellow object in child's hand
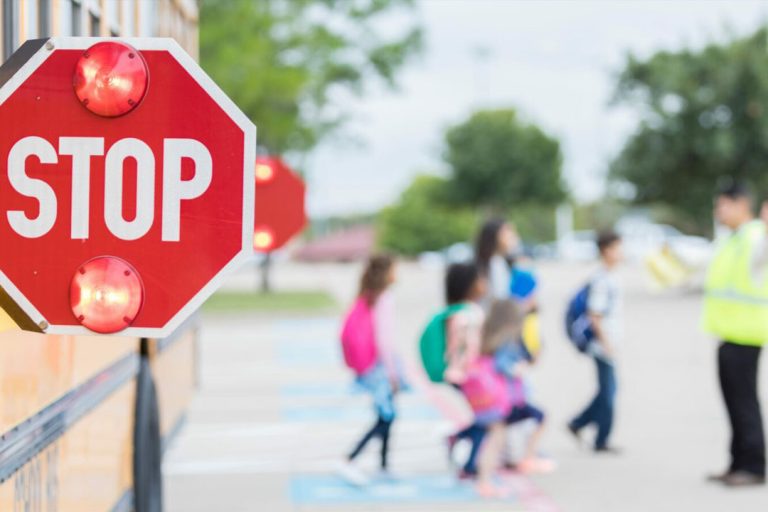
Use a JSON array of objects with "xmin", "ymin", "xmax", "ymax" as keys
[{"xmin": 522, "ymin": 313, "xmax": 541, "ymax": 357}]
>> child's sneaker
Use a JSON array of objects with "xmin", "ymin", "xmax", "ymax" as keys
[
  {"xmin": 566, "ymin": 423, "xmax": 583, "ymax": 447},
  {"xmin": 476, "ymin": 481, "xmax": 511, "ymax": 499},
  {"xmin": 517, "ymin": 457, "xmax": 557, "ymax": 474},
  {"xmin": 500, "ymin": 461, "xmax": 518, "ymax": 473},
  {"xmin": 446, "ymin": 434, "xmax": 458, "ymax": 466},
  {"xmin": 336, "ymin": 461, "xmax": 370, "ymax": 487},
  {"xmin": 594, "ymin": 445, "xmax": 623, "ymax": 455}
]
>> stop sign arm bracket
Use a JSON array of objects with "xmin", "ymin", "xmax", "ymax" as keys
[
  {"xmin": 0, "ymin": 39, "xmax": 48, "ymax": 91},
  {"xmin": 0, "ymin": 287, "xmax": 44, "ymax": 332}
]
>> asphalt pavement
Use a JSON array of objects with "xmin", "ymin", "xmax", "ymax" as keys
[{"xmin": 163, "ymin": 260, "xmax": 768, "ymax": 511}]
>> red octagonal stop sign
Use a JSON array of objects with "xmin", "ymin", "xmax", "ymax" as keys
[
  {"xmin": 0, "ymin": 38, "xmax": 256, "ymax": 337},
  {"xmin": 254, "ymin": 156, "xmax": 306, "ymax": 252}
]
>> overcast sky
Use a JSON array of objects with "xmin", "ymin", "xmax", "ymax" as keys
[{"xmin": 304, "ymin": 0, "xmax": 768, "ymax": 217}]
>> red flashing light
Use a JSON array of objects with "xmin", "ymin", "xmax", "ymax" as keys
[
  {"xmin": 70, "ymin": 256, "xmax": 144, "ymax": 334},
  {"xmin": 253, "ymin": 227, "xmax": 275, "ymax": 252},
  {"xmin": 255, "ymin": 162, "xmax": 275, "ymax": 184},
  {"xmin": 73, "ymin": 41, "xmax": 149, "ymax": 117}
]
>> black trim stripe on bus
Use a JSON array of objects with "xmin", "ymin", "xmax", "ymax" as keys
[
  {"xmin": 0, "ymin": 352, "xmax": 139, "ymax": 482},
  {"xmin": 110, "ymin": 489, "xmax": 133, "ymax": 512}
]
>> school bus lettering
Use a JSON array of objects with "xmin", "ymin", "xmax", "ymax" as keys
[{"xmin": 13, "ymin": 444, "xmax": 58, "ymax": 512}]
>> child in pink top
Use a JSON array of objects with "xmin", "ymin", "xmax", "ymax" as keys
[
  {"xmin": 451, "ymin": 298, "xmax": 554, "ymax": 496},
  {"xmin": 338, "ymin": 254, "xmax": 404, "ymax": 486}
]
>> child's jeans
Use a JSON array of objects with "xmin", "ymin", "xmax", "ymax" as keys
[
  {"xmin": 356, "ymin": 363, "xmax": 396, "ymax": 422},
  {"xmin": 569, "ymin": 356, "xmax": 616, "ymax": 449}
]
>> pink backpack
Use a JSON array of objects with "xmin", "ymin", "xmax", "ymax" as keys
[
  {"xmin": 461, "ymin": 357, "xmax": 513, "ymax": 419},
  {"xmin": 340, "ymin": 297, "xmax": 378, "ymax": 375},
  {"xmin": 508, "ymin": 375, "xmax": 526, "ymax": 408}
]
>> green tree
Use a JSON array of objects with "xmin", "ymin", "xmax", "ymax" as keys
[
  {"xmin": 377, "ymin": 175, "xmax": 478, "ymax": 256},
  {"xmin": 379, "ymin": 109, "xmax": 565, "ymax": 255},
  {"xmin": 509, "ymin": 204, "xmax": 557, "ymax": 244},
  {"xmin": 573, "ymin": 200, "xmax": 628, "ymax": 232},
  {"xmin": 199, "ymin": 0, "xmax": 422, "ymax": 155},
  {"xmin": 443, "ymin": 109, "xmax": 566, "ymax": 211},
  {"xmin": 611, "ymin": 26, "xmax": 768, "ymax": 234}
]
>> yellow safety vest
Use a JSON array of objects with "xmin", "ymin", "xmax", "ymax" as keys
[{"xmin": 703, "ymin": 220, "xmax": 768, "ymax": 346}]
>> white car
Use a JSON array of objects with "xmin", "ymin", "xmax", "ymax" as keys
[
  {"xmin": 616, "ymin": 220, "xmax": 712, "ymax": 265},
  {"xmin": 556, "ymin": 221, "xmax": 712, "ymax": 265}
]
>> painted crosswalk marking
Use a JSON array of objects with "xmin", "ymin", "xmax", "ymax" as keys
[{"xmin": 165, "ymin": 315, "xmax": 562, "ymax": 511}]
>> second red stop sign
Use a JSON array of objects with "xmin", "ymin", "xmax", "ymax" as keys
[{"xmin": 253, "ymin": 156, "xmax": 306, "ymax": 252}]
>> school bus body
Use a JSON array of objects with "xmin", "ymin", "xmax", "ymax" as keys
[{"xmin": 0, "ymin": 309, "xmax": 197, "ymax": 511}]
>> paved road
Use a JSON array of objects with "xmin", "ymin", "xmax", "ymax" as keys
[{"xmin": 164, "ymin": 261, "xmax": 768, "ymax": 511}]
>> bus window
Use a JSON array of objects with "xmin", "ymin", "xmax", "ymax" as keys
[
  {"xmin": 89, "ymin": 12, "xmax": 100, "ymax": 36},
  {"xmin": 38, "ymin": 0, "xmax": 51, "ymax": 38},
  {"xmin": 2, "ymin": 0, "xmax": 17, "ymax": 61},
  {"xmin": 72, "ymin": 1, "xmax": 83, "ymax": 36}
]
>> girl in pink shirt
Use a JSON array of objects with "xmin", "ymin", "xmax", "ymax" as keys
[{"xmin": 338, "ymin": 254, "xmax": 404, "ymax": 486}]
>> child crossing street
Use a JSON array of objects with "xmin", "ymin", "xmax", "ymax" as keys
[
  {"xmin": 567, "ymin": 231, "xmax": 624, "ymax": 454},
  {"xmin": 338, "ymin": 254, "xmax": 406, "ymax": 485}
]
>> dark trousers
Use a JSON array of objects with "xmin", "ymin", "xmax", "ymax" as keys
[
  {"xmin": 348, "ymin": 415, "xmax": 393, "ymax": 469},
  {"xmin": 570, "ymin": 357, "xmax": 617, "ymax": 449},
  {"xmin": 718, "ymin": 342, "xmax": 766, "ymax": 476},
  {"xmin": 458, "ymin": 404, "xmax": 546, "ymax": 473},
  {"xmin": 455, "ymin": 423, "xmax": 486, "ymax": 474}
]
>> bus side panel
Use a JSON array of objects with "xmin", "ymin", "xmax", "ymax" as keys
[
  {"xmin": 0, "ymin": 331, "xmax": 137, "ymax": 432},
  {"xmin": 153, "ymin": 329, "xmax": 197, "ymax": 443},
  {"xmin": 0, "ymin": 379, "xmax": 136, "ymax": 512}
]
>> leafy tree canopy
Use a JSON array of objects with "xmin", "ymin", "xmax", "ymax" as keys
[
  {"xmin": 200, "ymin": 0, "xmax": 422, "ymax": 155},
  {"xmin": 611, "ymin": 26, "xmax": 768, "ymax": 233},
  {"xmin": 443, "ymin": 109, "xmax": 566, "ymax": 211},
  {"xmin": 377, "ymin": 175, "xmax": 478, "ymax": 256}
]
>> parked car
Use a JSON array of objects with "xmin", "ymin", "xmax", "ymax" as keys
[{"xmin": 616, "ymin": 219, "xmax": 712, "ymax": 265}]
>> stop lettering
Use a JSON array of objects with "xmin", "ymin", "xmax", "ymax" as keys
[{"xmin": 7, "ymin": 136, "xmax": 211, "ymax": 241}]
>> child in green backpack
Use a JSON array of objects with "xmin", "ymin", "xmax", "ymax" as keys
[
  {"xmin": 434, "ymin": 264, "xmax": 492, "ymax": 479},
  {"xmin": 443, "ymin": 263, "xmax": 488, "ymax": 386},
  {"xmin": 418, "ymin": 263, "xmax": 490, "ymax": 479}
]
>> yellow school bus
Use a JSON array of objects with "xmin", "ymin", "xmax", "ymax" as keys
[{"xmin": 0, "ymin": 2, "xmax": 199, "ymax": 511}]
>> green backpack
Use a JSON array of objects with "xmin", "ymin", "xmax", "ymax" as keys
[{"xmin": 419, "ymin": 303, "xmax": 469, "ymax": 383}]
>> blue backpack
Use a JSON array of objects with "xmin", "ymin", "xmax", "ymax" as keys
[
  {"xmin": 510, "ymin": 268, "xmax": 537, "ymax": 301},
  {"xmin": 565, "ymin": 284, "xmax": 595, "ymax": 353}
]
